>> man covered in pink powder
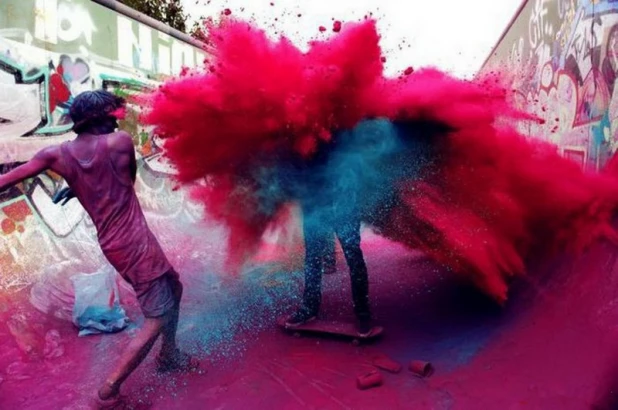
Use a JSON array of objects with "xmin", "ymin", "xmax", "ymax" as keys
[{"xmin": 0, "ymin": 90, "xmax": 197, "ymax": 407}]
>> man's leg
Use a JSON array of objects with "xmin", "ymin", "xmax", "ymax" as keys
[
  {"xmin": 159, "ymin": 273, "xmax": 183, "ymax": 358},
  {"xmin": 323, "ymin": 234, "xmax": 337, "ymax": 275},
  {"xmin": 98, "ymin": 317, "xmax": 164, "ymax": 400},
  {"xmin": 156, "ymin": 273, "xmax": 198, "ymax": 371},
  {"xmin": 98, "ymin": 273, "xmax": 194, "ymax": 400},
  {"xmin": 335, "ymin": 217, "xmax": 371, "ymax": 333},
  {"xmin": 286, "ymin": 206, "xmax": 328, "ymax": 325}
]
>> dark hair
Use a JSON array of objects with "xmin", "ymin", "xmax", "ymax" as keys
[{"xmin": 69, "ymin": 90, "xmax": 125, "ymax": 133}]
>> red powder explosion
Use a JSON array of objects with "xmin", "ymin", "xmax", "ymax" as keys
[{"xmin": 141, "ymin": 17, "xmax": 618, "ymax": 303}]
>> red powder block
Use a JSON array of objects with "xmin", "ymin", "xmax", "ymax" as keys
[
  {"xmin": 356, "ymin": 370, "xmax": 383, "ymax": 390},
  {"xmin": 333, "ymin": 21, "xmax": 342, "ymax": 33},
  {"xmin": 409, "ymin": 360, "xmax": 434, "ymax": 378},
  {"xmin": 371, "ymin": 353, "xmax": 402, "ymax": 374}
]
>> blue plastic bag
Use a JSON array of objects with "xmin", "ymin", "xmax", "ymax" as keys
[{"xmin": 71, "ymin": 267, "xmax": 129, "ymax": 337}]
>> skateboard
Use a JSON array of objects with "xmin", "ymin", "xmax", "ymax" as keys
[{"xmin": 277, "ymin": 317, "xmax": 383, "ymax": 345}]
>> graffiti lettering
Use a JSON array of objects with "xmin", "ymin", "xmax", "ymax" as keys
[
  {"xmin": 34, "ymin": 0, "xmax": 97, "ymax": 46},
  {"xmin": 117, "ymin": 16, "xmax": 202, "ymax": 75},
  {"xmin": 486, "ymin": 0, "xmax": 618, "ymax": 172},
  {"xmin": 529, "ymin": 0, "xmax": 551, "ymax": 49}
]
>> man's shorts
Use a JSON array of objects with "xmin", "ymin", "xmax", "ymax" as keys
[{"xmin": 133, "ymin": 269, "xmax": 183, "ymax": 318}]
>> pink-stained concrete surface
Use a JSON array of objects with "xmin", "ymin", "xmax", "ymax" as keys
[{"xmin": 1, "ymin": 231, "xmax": 618, "ymax": 409}]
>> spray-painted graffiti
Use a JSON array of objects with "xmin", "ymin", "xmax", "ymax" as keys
[
  {"xmin": 484, "ymin": 0, "xmax": 618, "ymax": 171},
  {"xmin": 0, "ymin": 0, "xmax": 204, "ymax": 289}
]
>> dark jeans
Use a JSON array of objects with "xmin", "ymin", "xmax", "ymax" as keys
[
  {"xmin": 323, "ymin": 234, "xmax": 336, "ymax": 271},
  {"xmin": 301, "ymin": 205, "xmax": 370, "ymax": 320}
]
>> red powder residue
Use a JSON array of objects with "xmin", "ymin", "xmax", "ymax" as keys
[
  {"xmin": 3, "ymin": 201, "xmax": 31, "ymax": 222},
  {"xmin": 333, "ymin": 21, "xmax": 342, "ymax": 33},
  {"xmin": 110, "ymin": 106, "xmax": 127, "ymax": 120},
  {"xmin": 403, "ymin": 67, "xmax": 414, "ymax": 75},
  {"xmin": 1, "ymin": 219, "xmax": 15, "ymax": 235},
  {"xmin": 141, "ymin": 18, "xmax": 618, "ymax": 302},
  {"xmin": 223, "ymin": 8, "xmax": 231, "ymax": 16},
  {"xmin": 319, "ymin": 26, "xmax": 326, "ymax": 32}
]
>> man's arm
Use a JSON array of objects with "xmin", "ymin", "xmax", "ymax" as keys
[{"xmin": 0, "ymin": 148, "xmax": 56, "ymax": 192}]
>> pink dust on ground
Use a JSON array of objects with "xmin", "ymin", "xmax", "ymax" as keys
[{"xmin": 2, "ymin": 231, "xmax": 618, "ymax": 408}]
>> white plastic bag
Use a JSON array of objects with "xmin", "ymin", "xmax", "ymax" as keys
[
  {"xmin": 30, "ymin": 261, "xmax": 77, "ymax": 322},
  {"xmin": 71, "ymin": 266, "xmax": 129, "ymax": 337}
]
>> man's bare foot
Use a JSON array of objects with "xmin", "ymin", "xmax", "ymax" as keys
[{"xmin": 156, "ymin": 349, "xmax": 200, "ymax": 373}]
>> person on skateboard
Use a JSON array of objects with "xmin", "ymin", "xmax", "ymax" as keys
[
  {"xmin": 283, "ymin": 133, "xmax": 372, "ymax": 337},
  {"xmin": 285, "ymin": 203, "xmax": 372, "ymax": 336},
  {"xmin": 0, "ymin": 90, "xmax": 198, "ymax": 407}
]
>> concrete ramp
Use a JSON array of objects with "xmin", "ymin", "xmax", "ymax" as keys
[{"xmin": 2, "ymin": 0, "xmax": 618, "ymax": 408}]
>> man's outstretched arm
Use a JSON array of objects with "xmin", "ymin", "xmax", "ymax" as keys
[{"xmin": 0, "ymin": 148, "xmax": 55, "ymax": 192}]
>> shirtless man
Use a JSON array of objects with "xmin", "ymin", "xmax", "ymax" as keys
[{"xmin": 0, "ymin": 90, "xmax": 196, "ymax": 407}]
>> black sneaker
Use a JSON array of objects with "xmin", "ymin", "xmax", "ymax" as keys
[
  {"xmin": 285, "ymin": 306, "xmax": 318, "ymax": 328},
  {"xmin": 324, "ymin": 264, "xmax": 337, "ymax": 275},
  {"xmin": 358, "ymin": 316, "xmax": 372, "ymax": 337}
]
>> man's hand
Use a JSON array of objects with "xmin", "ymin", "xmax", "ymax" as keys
[{"xmin": 52, "ymin": 187, "xmax": 76, "ymax": 206}]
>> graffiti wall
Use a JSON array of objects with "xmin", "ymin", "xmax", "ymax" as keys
[
  {"xmin": 482, "ymin": 0, "xmax": 618, "ymax": 171},
  {"xmin": 0, "ymin": 0, "xmax": 205, "ymax": 290}
]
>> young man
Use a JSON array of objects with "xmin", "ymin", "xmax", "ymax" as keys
[
  {"xmin": 285, "ymin": 202, "xmax": 372, "ymax": 335},
  {"xmin": 0, "ymin": 90, "xmax": 197, "ymax": 407},
  {"xmin": 282, "ymin": 130, "xmax": 372, "ymax": 336}
]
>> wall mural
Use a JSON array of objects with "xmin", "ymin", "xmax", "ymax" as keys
[
  {"xmin": 0, "ymin": 0, "xmax": 205, "ymax": 290},
  {"xmin": 483, "ymin": 0, "xmax": 618, "ymax": 171}
]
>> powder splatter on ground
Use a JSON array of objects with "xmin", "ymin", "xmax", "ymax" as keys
[{"xmin": 3, "ymin": 230, "xmax": 618, "ymax": 408}]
